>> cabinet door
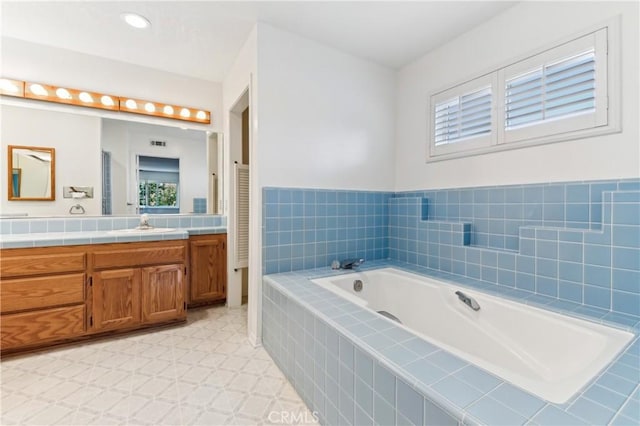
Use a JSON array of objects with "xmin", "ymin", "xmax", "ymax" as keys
[
  {"xmin": 92, "ymin": 269, "xmax": 141, "ymax": 331},
  {"xmin": 141, "ymin": 264, "xmax": 185, "ymax": 324},
  {"xmin": 190, "ymin": 236, "xmax": 227, "ymax": 304}
]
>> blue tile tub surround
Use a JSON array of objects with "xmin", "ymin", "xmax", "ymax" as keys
[
  {"xmin": 389, "ymin": 188, "xmax": 640, "ymax": 317},
  {"xmin": 262, "ymin": 263, "xmax": 640, "ymax": 426},
  {"xmin": 262, "ymin": 188, "xmax": 393, "ymax": 274}
]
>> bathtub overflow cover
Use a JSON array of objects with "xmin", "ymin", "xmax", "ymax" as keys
[{"xmin": 353, "ymin": 279, "xmax": 363, "ymax": 292}]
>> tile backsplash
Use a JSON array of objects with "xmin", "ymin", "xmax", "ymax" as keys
[
  {"xmin": 263, "ymin": 188, "xmax": 393, "ymax": 274},
  {"xmin": 263, "ymin": 179, "xmax": 639, "ymax": 317},
  {"xmin": 0, "ymin": 214, "xmax": 226, "ymax": 235}
]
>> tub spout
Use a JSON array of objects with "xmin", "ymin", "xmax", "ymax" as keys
[
  {"xmin": 339, "ymin": 258, "xmax": 365, "ymax": 269},
  {"xmin": 455, "ymin": 291, "xmax": 480, "ymax": 311}
]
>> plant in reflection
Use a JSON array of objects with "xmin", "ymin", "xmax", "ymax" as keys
[{"xmin": 139, "ymin": 181, "xmax": 177, "ymax": 207}]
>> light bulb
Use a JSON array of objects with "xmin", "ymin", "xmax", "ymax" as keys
[
  {"xmin": 0, "ymin": 79, "xmax": 19, "ymax": 93},
  {"xmin": 101, "ymin": 95, "xmax": 115, "ymax": 106},
  {"xmin": 55, "ymin": 88, "xmax": 72, "ymax": 99},
  {"xmin": 144, "ymin": 102, "xmax": 155, "ymax": 113},
  {"xmin": 125, "ymin": 99, "xmax": 137, "ymax": 109},
  {"xmin": 79, "ymin": 92, "xmax": 93, "ymax": 103},
  {"xmin": 121, "ymin": 13, "xmax": 151, "ymax": 29},
  {"xmin": 163, "ymin": 105, "xmax": 174, "ymax": 115},
  {"xmin": 196, "ymin": 111, "xmax": 207, "ymax": 120},
  {"xmin": 29, "ymin": 84, "xmax": 48, "ymax": 96},
  {"xmin": 180, "ymin": 108, "xmax": 190, "ymax": 118}
]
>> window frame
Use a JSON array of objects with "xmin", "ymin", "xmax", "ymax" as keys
[{"xmin": 426, "ymin": 17, "xmax": 620, "ymax": 163}]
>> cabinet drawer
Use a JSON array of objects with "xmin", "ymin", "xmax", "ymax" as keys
[
  {"xmin": 1, "ymin": 274, "xmax": 85, "ymax": 313},
  {"xmin": 92, "ymin": 245, "xmax": 185, "ymax": 269},
  {"xmin": 1, "ymin": 305, "xmax": 85, "ymax": 349},
  {"xmin": 0, "ymin": 252, "xmax": 86, "ymax": 278}
]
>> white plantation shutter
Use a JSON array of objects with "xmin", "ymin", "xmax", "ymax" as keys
[
  {"xmin": 501, "ymin": 28, "xmax": 608, "ymax": 144},
  {"xmin": 505, "ymin": 50, "xmax": 596, "ymax": 129},
  {"xmin": 430, "ymin": 73, "xmax": 495, "ymax": 157},
  {"xmin": 435, "ymin": 86, "xmax": 492, "ymax": 145}
]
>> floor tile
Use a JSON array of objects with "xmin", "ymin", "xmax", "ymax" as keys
[{"xmin": 0, "ymin": 305, "xmax": 309, "ymax": 426}]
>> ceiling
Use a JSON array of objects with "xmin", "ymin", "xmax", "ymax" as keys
[{"xmin": 1, "ymin": 1, "xmax": 517, "ymax": 82}]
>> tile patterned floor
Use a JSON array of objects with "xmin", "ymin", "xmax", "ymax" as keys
[{"xmin": 0, "ymin": 305, "xmax": 315, "ymax": 426}]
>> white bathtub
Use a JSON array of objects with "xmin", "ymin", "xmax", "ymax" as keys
[{"xmin": 312, "ymin": 268, "xmax": 634, "ymax": 404}]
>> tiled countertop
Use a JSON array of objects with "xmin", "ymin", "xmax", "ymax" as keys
[
  {"xmin": 264, "ymin": 260, "xmax": 640, "ymax": 426},
  {"xmin": 0, "ymin": 227, "xmax": 227, "ymax": 249}
]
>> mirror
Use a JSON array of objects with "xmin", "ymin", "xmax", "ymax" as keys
[
  {"xmin": 7, "ymin": 145, "xmax": 55, "ymax": 201},
  {"xmin": 101, "ymin": 118, "xmax": 223, "ymax": 215}
]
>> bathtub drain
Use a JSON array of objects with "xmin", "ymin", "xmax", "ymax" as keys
[{"xmin": 377, "ymin": 310, "xmax": 402, "ymax": 324}]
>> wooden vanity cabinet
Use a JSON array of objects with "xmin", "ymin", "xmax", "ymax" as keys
[
  {"xmin": 0, "ymin": 240, "xmax": 187, "ymax": 354},
  {"xmin": 89, "ymin": 241, "xmax": 187, "ymax": 332},
  {"xmin": 189, "ymin": 234, "xmax": 227, "ymax": 306},
  {"xmin": 0, "ymin": 247, "xmax": 88, "ymax": 350}
]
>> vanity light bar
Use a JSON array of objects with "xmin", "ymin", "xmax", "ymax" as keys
[
  {"xmin": 0, "ymin": 77, "xmax": 211, "ymax": 124},
  {"xmin": 119, "ymin": 97, "xmax": 210, "ymax": 124},
  {"xmin": 23, "ymin": 82, "xmax": 119, "ymax": 111}
]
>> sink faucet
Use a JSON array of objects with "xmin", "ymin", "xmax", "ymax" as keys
[
  {"xmin": 340, "ymin": 258, "xmax": 365, "ymax": 269},
  {"xmin": 139, "ymin": 213, "xmax": 151, "ymax": 228},
  {"xmin": 455, "ymin": 291, "xmax": 481, "ymax": 311}
]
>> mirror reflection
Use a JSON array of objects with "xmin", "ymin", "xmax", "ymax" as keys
[
  {"xmin": 101, "ymin": 119, "xmax": 221, "ymax": 215},
  {"xmin": 8, "ymin": 145, "xmax": 55, "ymax": 201}
]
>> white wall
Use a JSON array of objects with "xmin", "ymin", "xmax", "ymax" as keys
[
  {"xmin": 101, "ymin": 119, "xmax": 207, "ymax": 214},
  {"xmin": 395, "ymin": 1, "xmax": 640, "ymax": 191},
  {"xmin": 257, "ymin": 24, "xmax": 397, "ymax": 191},
  {"xmin": 1, "ymin": 37, "xmax": 223, "ymax": 133},
  {"xmin": 1, "ymin": 105, "xmax": 102, "ymax": 216}
]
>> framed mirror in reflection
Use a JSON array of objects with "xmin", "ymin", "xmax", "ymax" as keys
[{"xmin": 7, "ymin": 145, "xmax": 55, "ymax": 201}]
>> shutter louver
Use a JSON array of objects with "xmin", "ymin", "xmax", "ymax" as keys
[
  {"xmin": 505, "ymin": 50, "xmax": 595, "ymax": 129},
  {"xmin": 434, "ymin": 86, "xmax": 492, "ymax": 146}
]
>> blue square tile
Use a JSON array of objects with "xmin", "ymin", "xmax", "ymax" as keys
[
  {"xmin": 374, "ymin": 394, "xmax": 395, "ymax": 426},
  {"xmin": 584, "ymin": 264, "xmax": 611, "ymax": 288},
  {"xmin": 613, "ymin": 247, "xmax": 640, "ymax": 271},
  {"xmin": 467, "ymin": 397, "xmax": 527, "ymax": 426},
  {"xmin": 566, "ymin": 184, "xmax": 590, "ymax": 203},
  {"xmin": 532, "ymin": 405, "xmax": 586, "ymax": 426},
  {"xmin": 537, "ymin": 258, "xmax": 557, "ymax": 278},
  {"xmin": 612, "ymin": 291, "xmax": 640, "ymax": 316},
  {"xmin": 355, "ymin": 348, "xmax": 373, "ymax": 387},
  {"xmin": 424, "ymin": 399, "xmax": 458, "ymax": 426},
  {"xmin": 559, "ymin": 242, "xmax": 583, "ymax": 262},
  {"xmin": 612, "ymin": 268, "xmax": 640, "ymax": 292},
  {"xmin": 613, "ymin": 203, "xmax": 640, "ymax": 225},
  {"xmin": 585, "ymin": 244, "xmax": 611, "ymax": 267},
  {"xmin": 404, "ymin": 358, "xmax": 448, "ymax": 387},
  {"xmin": 568, "ymin": 397, "xmax": 616, "ymax": 425},
  {"xmin": 431, "ymin": 376, "xmax": 483, "ymax": 408},
  {"xmin": 559, "ymin": 261, "xmax": 583, "ymax": 283},
  {"xmin": 397, "ymin": 379, "xmax": 423, "ymax": 426},
  {"xmin": 488, "ymin": 383, "xmax": 545, "ymax": 418},
  {"xmin": 612, "ymin": 225, "xmax": 640, "ymax": 248},
  {"xmin": 374, "ymin": 363, "xmax": 395, "ymax": 405},
  {"xmin": 454, "ymin": 366, "xmax": 501, "ymax": 394},
  {"xmin": 584, "ymin": 285, "xmax": 611, "ymax": 309}
]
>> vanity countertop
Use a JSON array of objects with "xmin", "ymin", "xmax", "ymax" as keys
[{"xmin": 0, "ymin": 227, "xmax": 227, "ymax": 249}]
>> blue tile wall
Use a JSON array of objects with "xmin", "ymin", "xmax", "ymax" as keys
[
  {"xmin": 192, "ymin": 197, "xmax": 207, "ymax": 214},
  {"xmin": 262, "ymin": 188, "xmax": 393, "ymax": 274},
  {"xmin": 389, "ymin": 180, "xmax": 640, "ymax": 317},
  {"xmin": 264, "ymin": 179, "xmax": 638, "ymax": 317}
]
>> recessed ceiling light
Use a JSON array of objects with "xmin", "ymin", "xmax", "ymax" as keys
[{"xmin": 121, "ymin": 12, "xmax": 151, "ymax": 29}]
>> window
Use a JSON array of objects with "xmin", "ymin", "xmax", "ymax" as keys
[
  {"xmin": 137, "ymin": 155, "xmax": 179, "ymax": 212},
  {"xmin": 430, "ymin": 74, "xmax": 496, "ymax": 157},
  {"xmin": 428, "ymin": 22, "xmax": 618, "ymax": 161}
]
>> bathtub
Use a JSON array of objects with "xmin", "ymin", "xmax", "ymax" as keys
[{"xmin": 311, "ymin": 267, "xmax": 634, "ymax": 404}]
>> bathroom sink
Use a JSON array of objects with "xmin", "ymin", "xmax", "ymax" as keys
[{"xmin": 107, "ymin": 227, "xmax": 176, "ymax": 235}]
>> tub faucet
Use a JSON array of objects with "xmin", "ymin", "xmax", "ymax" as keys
[
  {"xmin": 455, "ymin": 291, "xmax": 481, "ymax": 311},
  {"xmin": 340, "ymin": 258, "xmax": 365, "ymax": 269}
]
